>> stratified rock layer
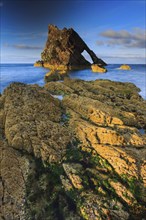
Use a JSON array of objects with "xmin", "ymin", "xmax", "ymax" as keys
[
  {"xmin": 37, "ymin": 25, "xmax": 106, "ymax": 68},
  {"xmin": 0, "ymin": 79, "xmax": 146, "ymax": 220}
]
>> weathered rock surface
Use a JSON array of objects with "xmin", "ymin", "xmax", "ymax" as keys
[
  {"xmin": 0, "ymin": 79, "xmax": 146, "ymax": 219},
  {"xmin": 35, "ymin": 25, "xmax": 106, "ymax": 69}
]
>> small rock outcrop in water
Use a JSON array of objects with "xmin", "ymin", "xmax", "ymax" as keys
[
  {"xmin": 35, "ymin": 24, "xmax": 107, "ymax": 69},
  {"xmin": 91, "ymin": 64, "xmax": 107, "ymax": 73},
  {"xmin": 1, "ymin": 79, "xmax": 146, "ymax": 219},
  {"xmin": 119, "ymin": 64, "xmax": 131, "ymax": 70}
]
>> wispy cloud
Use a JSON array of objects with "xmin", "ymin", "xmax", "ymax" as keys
[
  {"xmin": 97, "ymin": 28, "xmax": 146, "ymax": 48},
  {"xmin": 1, "ymin": 32, "xmax": 47, "ymax": 40},
  {"xmin": 4, "ymin": 43, "xmax": 43, "ymax": 50},
  {"xmin": 96, "ymin": 40, "xmax": 105, "ymax": 46},
  {"xmin": 101, "ymin": 54, "xmax": 145, "ymax": 59},
  {"xmin": 0, "ymin": 2, "xmax": 3, "ymax": 7}
]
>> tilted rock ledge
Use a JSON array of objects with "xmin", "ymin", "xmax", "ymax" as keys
[
  {"xmin": 34, "ymin": 25, "xmax": 107, "ymax": 71},
  {"xmin": 0, "ymin": 79, "xmax": 146, "ymax": 220}
]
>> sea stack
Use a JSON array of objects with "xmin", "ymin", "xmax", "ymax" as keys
[{"xmin": 35, "ymin": 25, "xmax": 107, "ymax": 70}]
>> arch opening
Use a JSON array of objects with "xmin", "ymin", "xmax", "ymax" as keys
[{"xmin": 81, "ymin": 50, "xmax": 93, "ymax": 64}]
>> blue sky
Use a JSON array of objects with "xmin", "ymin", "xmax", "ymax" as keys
[{"xmin": 0, "ymin": 0, "xmax": 146, "ymax": 64}]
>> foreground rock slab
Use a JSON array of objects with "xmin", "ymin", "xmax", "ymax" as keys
[{"xmin": 0, "ymin": 79, "xmax": 146, "ymax": 219}]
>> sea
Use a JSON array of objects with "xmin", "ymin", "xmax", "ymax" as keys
[{"xmin": 0, "ymin": 64, "xmax": 146, "ymax": 99}]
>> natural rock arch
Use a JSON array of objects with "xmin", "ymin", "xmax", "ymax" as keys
[{"xmin": 40, "ymin": 25, "xmax": 107, "ymax": 68}]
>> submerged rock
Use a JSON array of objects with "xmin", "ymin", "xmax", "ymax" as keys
[
  {"xmin": 119, "ymin": 64, "xmax": 131, "ymax": 70},
  {"xmin": 45, "ymin": 69, "xmax": 68, "ymax": 82},
  {"xmin": 35, "ymin": 24, "xmax": 106, "ymax": 70},
  {"xmin": 1, "ymin": 79, "xmax": 146, "ymax": 219}
]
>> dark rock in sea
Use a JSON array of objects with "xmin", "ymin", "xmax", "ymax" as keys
[
  {"xmin": 35, "ymin": 24, "xmax": 106, "ymax": 69},
  {"xmin": 1, "ymin": 80, "xmax": 146, "ymax": 219},
  {"xmin": 44, "ymin": 69, "xmax": 69, "ymax": 83}
]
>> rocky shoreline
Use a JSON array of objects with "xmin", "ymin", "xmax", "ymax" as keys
[{"xmin": 0, "ymin": 78, "xmax": 146, "ymax": 220}]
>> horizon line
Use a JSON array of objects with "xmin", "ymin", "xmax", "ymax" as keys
[{"xmin": 0, "ymin": 63, "xmax": 145, "ymax": 65}]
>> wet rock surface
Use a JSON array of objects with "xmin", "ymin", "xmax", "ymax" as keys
[{"xmin": 0, "ymin": 79, "xmax": 146, "ymax": 219}]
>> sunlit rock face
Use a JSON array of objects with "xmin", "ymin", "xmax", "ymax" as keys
[
  {"xmin": 119, "ymin": 64, "xmax": 131, "ymax": 70},
  {"xmin": 35, "ymin": 24, "xmax": 106, "ymax": 69},
  {"xmin": 91, "ymin": 64, "xmax": 107, "ymax": 73},
  {"xmin": 1, "ymin": 79, "xmax": 146, "ymax": 219}
]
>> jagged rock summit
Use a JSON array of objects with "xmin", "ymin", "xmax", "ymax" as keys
[{"xmin": 35, "ymin": 24, "xmax": 106, "ymax": 69}]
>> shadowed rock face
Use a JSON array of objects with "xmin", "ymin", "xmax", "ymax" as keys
[
  {"xmin": 1, "ymin": 80, "xmax": 146, "ymax": 220},
  {"xmin": 40, "ymin": 25, "xmax": 107, "ymax": 67}
]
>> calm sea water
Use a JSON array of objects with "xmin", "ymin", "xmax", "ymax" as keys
[{"xmin": 0, "ymin": 64, "xmax": 146, "ymax": 99}]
